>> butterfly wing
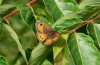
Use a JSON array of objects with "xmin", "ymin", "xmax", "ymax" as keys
[
  {"xmin": 36, "ymin": 21, "xmax": 53, "ymax": 34},
  {"xmin": 36, "ymin": 32, "xmax": 48, "ymax": 42},
  {"xmin": 52, "ymin": 32, "xmax": 60, "ymax": 42},
  {"xmin": 44, "ymin": 32, "xmax": 60, "ymax": 46},
  {"xmin": 36, "ymin": 21, "xmax": 52, "ymax": 43},
  {"xmin": 36, "ymin": 21, "xmax": 60, "ymax": 45},
  {"xmin": 36, "ymin": 21, "xmax": 45, "ymax": 33}
]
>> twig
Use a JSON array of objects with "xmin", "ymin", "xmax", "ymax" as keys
[
  {"xmin": 68, "ymin": 15, "xmax": 100, "ymax": 33},
  {"xmin": 27, "ymin": 0, "xmax": 36, "ymax": 5},
  {"xmin": 3, "ymin": 0, "xmax": 36, "ymax": 24},
  {"xmin": 3, "ymin": 10, "xmax": 20, "ymax": 19}
]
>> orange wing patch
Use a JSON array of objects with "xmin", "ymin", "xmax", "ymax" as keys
[
  {"xmin": 36, "ymin": 32, "xmax": 48, "ymax": 42},
  {"xmin": 36, "ymin": 22, "xmax": 45, "ymax": 33},
  {"xmin": 36, "ymin": 21, "xmax": 60, "ymax": 46},
  {"xmin": 44, "ymin": 32, "xmax": 60, "ymax": 46}
]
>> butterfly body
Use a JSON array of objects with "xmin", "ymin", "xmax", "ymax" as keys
[{"xmin": 36, "ymin": 21, "xmax": 60, "ymax": 46}]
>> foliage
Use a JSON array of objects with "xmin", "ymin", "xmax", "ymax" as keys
[{"xmin": 0, "ymin": 0, "xmax": 100, "ymax": 65}]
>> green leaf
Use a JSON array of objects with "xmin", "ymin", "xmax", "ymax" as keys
[
  {"xmin": 0, "ymin": 55, "xmax": 8, "ymax": 65},
  {"xmin": 0, "ymin": 4, "xmax": 15, "ymax": 17},
  {"xmin": 2, "ymin": 24, "xmax": 28, "ymax": 64},
  {"xmin": 87, "ymin": 23, "xmax": 100, "ymax": 50},
  {"xmin": 0, "ymin": 56, "xmax": 6, "ymax": 62},
  {"xmin": 46, "ymin": 52, "xmax": 53, "ymax": 64},
  {"xmin": 19, "ymin": 5, "xmax": 35, "ymax": 26},
  {"xmin": 53, "ymin": 34, "xmax": 68, "ymax": 59},
  {"xmin": 18, "ymin": 5, "xmax": 37, "ymax": 44},
  {"xmin": 28, "ymin": 43, "xmax": 52, "ymax": 65},
  {"xmin": 54, "ymin": 0, "xmax": 78, "ymax": 13},
  {"xmin": 35, "ymin": 8, "xmax": 54, "ymax": 25},
  {"xmin": 95, "ymin": 17, "xmax": 100, "ymax": 24},
  {"xmin": 0, "ymin": 61, "xmax": 8, "ymax": 65},
  {"xmin": 62, "ymin": 45, "xmax": 75, "ymax": 65},
  {"xmin": 79, "ymin": 0, "xmax": 100, "ymax": 9},
  {"xmin": 78, "ymin": 0, "xmax": 100, "ymax": 20},
  {"xmin": 0, "ymin": 18, "xmax": 4, "ymax": 24},
  {"xmin": 52, "ymin": 13, "xmax": 83, "ymax": 33},
  {"xmin": 26, "ymin": 10, "xmax": 35, "ymax": 25},
  {"xmin": 18, "ymin": 5, "xmax": 29, "ymax": 22},
  {"xmin": 78, "ymin": 6, "xmax": 100, "ymax": 20},
  {"xmin": 42, "ymin": 60, "xmax": 52, "ymax": 65},
  {"xmin": 43, "ymin": 0, "xmax": 63, "ymax": 21},
  {"xmin": 25, "ymin": 10, "xmax": 36, "ymax": 32},
  {"xmin": 67, "ymin": 32, "xmax": 100, "ymax": 65},
  {"xmin": 43, "ymin": 0, "xmax": 78, "ymax": 21}
]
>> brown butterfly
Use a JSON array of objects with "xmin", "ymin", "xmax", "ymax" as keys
[{"xmin": 36, "ymin": 21, "xmax": 60, "ymax": 46}]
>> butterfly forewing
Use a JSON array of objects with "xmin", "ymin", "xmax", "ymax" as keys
[
  {"xmin": 36, "ymin": 21, "xmax": 44, "ymax": 33},
  {"xmin": 36, "ymin": 21, "xmax": 53, "ymax": 34}
]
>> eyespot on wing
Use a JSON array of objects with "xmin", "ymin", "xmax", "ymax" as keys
[
  {"xmin": 44, "ymin": 36, "xmax": 53, "ymax": 46},
  {"xmin": 36, "ymin": 21, "xmax": 53, "ymax": 34},
  {"xmin": 36, "ymin": 21, "xmax": 45, "ymax": 33}
]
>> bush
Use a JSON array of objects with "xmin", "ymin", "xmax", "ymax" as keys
[{"xmin": 0, "ymin": 0, "xmax": 100, "ymax": 65}]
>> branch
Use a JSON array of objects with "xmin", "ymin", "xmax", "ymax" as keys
[
  {"xmin": 3, "ymin": 0, "xmax": 36, "ymax": 24},
  {"xmin": 3, "ymin": 10, "xmax": 20, "ymax": 19},
  {"xmin": 68, "ymin": 15, "xmax": 100, "ymax": 33},
  {"xmin": 27, "ymin": 0, "xmax": 36, "ymax": 5}
]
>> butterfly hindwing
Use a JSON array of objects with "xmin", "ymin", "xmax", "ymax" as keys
[
  {"xmin": 44, "ymin": 32, "xmax": 60, "ymax": 46},
  {"xmin": 36, "ymin": 32, "xmax": 48, "ymax": 42}
]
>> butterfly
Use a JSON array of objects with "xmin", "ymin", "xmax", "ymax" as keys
[{"xmin": 36, "ymin": 21, "xmax": 60, "ymax": 46}]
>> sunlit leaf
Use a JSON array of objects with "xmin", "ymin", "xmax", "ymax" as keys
[
  {"xmin": 87, "ymin": 23, "xmax": 100, "ymax": 50},
  {"xmin": 42, "ymin": 60, "xmax": 52, "ymax": 65},
  {"xmin": 79, "ymin": 0, "xmax": 100, "ymax": 9},
  {"xmin": 35, "ymin": 8, "xmax": 54, "ymax": 25},
  {"xmin": 54, "ymin": 0, "xmax": 78, "ymax": 14},
  {"xmin": 52, "ymin": 13, "xmax": 83, "ymax": 33},
  {"xmin": 43, "ymin": 0, "xmax": 78, "ymax": 21},
  {"xmin": 28, "ymin": 43, "xmax": 52, "ymax": 65},
  {"xmin": 53, "ymin": 34, "xmax": 68, "ymax": 59},
  {"xmin": 67, "ymin": 32, "xmax": 100, "ymax": 65},
  {"xmin": 78, "ymin": 0, "xmax": 100, "ymax": 20}
]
